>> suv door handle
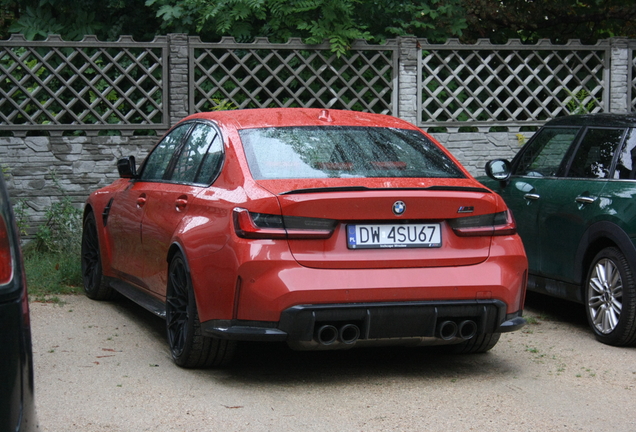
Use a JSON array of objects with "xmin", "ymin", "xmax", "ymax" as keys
[
  {"xmin": 523, "ymin": 193, "xmax": 540, "ymax": 200},
  {"xmin": 575, "ymin": 196, "xmax": 597, "ymax": 204}
]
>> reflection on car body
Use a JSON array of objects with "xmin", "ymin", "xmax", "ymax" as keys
[{"xmin": 83, "ymin": 108, "xmax": 527, "ymax": 368}]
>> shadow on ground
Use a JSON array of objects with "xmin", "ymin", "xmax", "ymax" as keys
[
  {"xmin": 523, "ymin": 291, "xmax": 588, "ymax": 328},
  {"xmin": 103, "ymin": 293, "xmax": 535, "ymax": 386}
]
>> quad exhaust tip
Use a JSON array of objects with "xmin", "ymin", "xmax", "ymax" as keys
[
  {"xmin": 438, "ymin": 320, "xmax": 458, "ymax": 340},
  {"xmin": 458, "ymin": 320, "xmax": 478, "ymax": 340},
  {"xmin": 315, "ymin": 323, "xmax": 361, "ymax": 345},
  {"xmin": 315, "ymin": 325, "xmax": 339, "ymax": 345},
  {"xmin": 315, "ymin": 320, "xmax": 477, "ymax": 345},
  {"xmin": 339, "ymin": 324, "xmax": 360, "ymax": 345},
  {"xmin": 437, "ymin": 320, "xmax": 477, "ymax": 340}
]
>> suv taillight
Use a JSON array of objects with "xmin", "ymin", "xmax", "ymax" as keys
[
  {"xmin": 0, "ymin": 215, "xmax": 13, "ymax": 284},
  {"xmin": 449, "ymin": 210, "xmax": 517, "ymax": 237},
  {"xmin": 233, "ymin": 208, "xmax": 336, "ymax": 239}
]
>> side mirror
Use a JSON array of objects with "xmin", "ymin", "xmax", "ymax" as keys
[
  {"xmin": 485, "ymin": 159, "xmax": 511, "ymax": 184},
  {"xmin": 117, "ymin": 156, "xmax": 138, "ymax": 179}
]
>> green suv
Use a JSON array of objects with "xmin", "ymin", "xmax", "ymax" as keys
[{"xmin": 482, "ymin": 113, "xmax": 636, "ymax": 346}]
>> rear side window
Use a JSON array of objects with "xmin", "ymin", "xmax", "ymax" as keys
[
  {"xmin": 615, "ymin": 129, "xmax": 636, "ymax": 179},
  {"xmin": 239, "ymin": 126, "xmax": 464, "ymax": 180},
  {"xmin": 141, "ymin": 123, "xmax": 192, "ymax": 181},
  {"xmin": 566, "ymin": 128, "xmax": 626, "ymax": 179},
  {"xmin": 172, "ymin": 124, "xmax": 224, "ymax": 185},
  {"xmin": 514, "ymin": 127, "xmax": 580, "ymax": 177}
]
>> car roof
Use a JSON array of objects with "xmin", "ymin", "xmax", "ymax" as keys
[
  {"xmin": 183, "ymin": 108, "xmax": 420, "ymax": 130},
  {"xmin": 546, "ymin": 113, "xmax": 636, "ymax": 128}
]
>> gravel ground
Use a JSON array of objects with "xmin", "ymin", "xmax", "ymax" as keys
[{"xmin": 30, "ymin": 292, "xmax": 636, "ymax": 432}]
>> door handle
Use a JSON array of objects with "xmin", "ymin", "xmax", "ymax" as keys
[
  {"xmin": 136, "ymin": 194, "xmax": 147, "ymax": 208},
  {"xmin": 523, "ymin": 193, "xmax": 540, "ymax": 200},
  {"xmin": 575, "ymin": 196, "xmax": 597, "ymax": 204},
  {"xmin": 175, "ymin": 196, "xmax": 188, "ymax": 212}
]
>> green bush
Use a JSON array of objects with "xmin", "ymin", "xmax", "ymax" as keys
[
  {"xmin": 34, "ymin": 194, "xmax": 82, "ymax": 255},
  {"xmin": 19, "ymin": 181, "xmax": 83, "ymax": 300}
]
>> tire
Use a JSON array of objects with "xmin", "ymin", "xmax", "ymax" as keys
[
  {"xmin": 81, "ymin": 212, "xmax": 115, "ymax": 300},
  {"xmin": 165, "ymin": 252, "xmax": 236, "ymax": 368},
  {"xmin": 447, "ymin": 332, "xmax": 501, "ymax": 354},
  {"xmin": 585, "ymin": 247, "xmax": 636, "ymax": 346}
]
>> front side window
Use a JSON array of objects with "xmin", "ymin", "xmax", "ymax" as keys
[
  {"xmin": 566, "ymin": 128, "xmax": 626, "ymax": 179},
  {"xmin": 141, "ymin": 124, "xmax": 192, "ymax": 181},
  {"xmin": 239, "ymin": 126, "xmax": 465, "ymax": 180},
  {"xmin": 514, "ymin": 127, "xmax": 580, "ymax": 177}
]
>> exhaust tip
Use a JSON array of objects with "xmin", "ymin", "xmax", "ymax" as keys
[
  {"xmin": 438, "ymin": 320, "xmax": 458, "ymax": 340},
  {"xmin": 315, "ymin": 325, "xmax": 338, "ymax": 345},
  {"xmin": 458, "ymin": 320, "xmax": 478, "ymax": 340},
  {"xmin": 339, "ymin": 324, "xmax": 360, "ymax": 345}
]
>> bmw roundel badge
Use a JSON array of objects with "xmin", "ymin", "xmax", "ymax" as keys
[{"xmin": 393, "ymin": 201, "xmax": 406, "ymax": 216}]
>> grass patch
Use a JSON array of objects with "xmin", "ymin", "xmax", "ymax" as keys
[
  {"xmin": 525, "ymin": 315, "xmax": 540, "ymax": 325},
  {"xmin": 18, "ymin": 174, "xmax": 83, "ymax": 302},
  {"xmin": 24, "ymin": 250, "xmax": 83, "ymax": 301}
]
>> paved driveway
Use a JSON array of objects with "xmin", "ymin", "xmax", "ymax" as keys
[{"xmin": 30, "ymin": 293, "xmax": 636, "ymax": 431}]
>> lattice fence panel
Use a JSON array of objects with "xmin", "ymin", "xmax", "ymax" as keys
[
  {"xmin": 0, "ymin": 34, "xmax": 168, "ymax": 132},
  {"xmin": 419, "ymin": 39, "xmax": 609, "ymax": 128},
  {"xmin": 190, "ymin": 38, "xmax": 397, "ymax": 115}
]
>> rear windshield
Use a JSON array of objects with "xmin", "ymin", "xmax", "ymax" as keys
[{"xmin": 239, "ymin": 126, "xmax": 465, "ymax": 180}]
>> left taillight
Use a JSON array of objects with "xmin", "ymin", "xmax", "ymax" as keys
[
  {"xmin": 0, "ymin": 214, "xmax": 13, "ymax": 284},
  {"xmin": 449, "ymin": 210, "xmax": 517, "ymax": 237},
  {"xmin": 233, "ymin": 208, "xmax": 336, "ymax": 239}
]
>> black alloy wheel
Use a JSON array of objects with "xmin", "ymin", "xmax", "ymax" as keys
[
  {"xmin": 165, "ymin": 252, "xmax": 236, "ymax": 368},
  {"xmin": 81, "ymin": 212, "xmax": 114, "ymax": 300}
]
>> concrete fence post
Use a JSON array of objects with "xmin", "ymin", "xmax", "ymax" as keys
[
  {"xmin": 168, "ymin": 33, "xmax": 190, "ymax": 126},
  {"xmin": 609, "ymin": 38, "xmax": 630, "ymax": 113},
  {"xmin": 397, "ymin": 37, "xmax": 419, "ymax": 125}
]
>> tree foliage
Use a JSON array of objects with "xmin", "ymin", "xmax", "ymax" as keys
[
  {"xmin": 1, "ymin": 0, "xmax": 635, "ymax": 51},
  {"xmin": 461, "ymin": 0, "xmax": 636, "ymax": 44},
  {"xmin": 145, "ymin": 0, "xmax": 466, "ymax": 54},
  {"xmin": 0, "ymin": 0, "xmax": 161, "ymax": 41}
]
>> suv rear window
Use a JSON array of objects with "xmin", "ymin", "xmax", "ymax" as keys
[{"xmin": 239, "ymin": 126, "xmax": 465, "ymax": 180}]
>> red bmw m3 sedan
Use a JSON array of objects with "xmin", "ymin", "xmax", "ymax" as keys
[{"xmin": 82, "ymin": 108, "xmax": 527, "ymax": 367}]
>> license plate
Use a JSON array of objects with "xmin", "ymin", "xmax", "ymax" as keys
[{"xmin": 346, "ymin": 223, "xmax": 442, "ymax": 249}]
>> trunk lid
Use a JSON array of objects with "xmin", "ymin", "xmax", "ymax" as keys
[{"xmin": 258, "ymin": 178, "xmax": 499, "ymax": 270}]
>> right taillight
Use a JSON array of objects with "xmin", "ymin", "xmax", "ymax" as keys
[
  {"xmin": 0, "ymin": 214, "xmax": 13, "ymax": 284},
  {"xmin": 449, "ymin": 210, "xmax": 517, "ymax": 237}
]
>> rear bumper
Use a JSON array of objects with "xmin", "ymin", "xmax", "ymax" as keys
[{"xmin": 201, "ymin": 299, "xmax": 525, "ymax": 349}]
